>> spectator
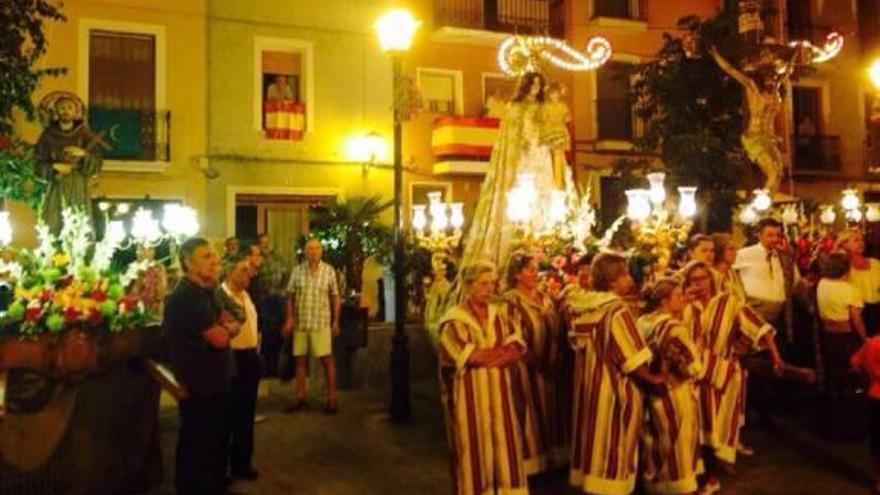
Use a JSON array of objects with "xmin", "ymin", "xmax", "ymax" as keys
[
  {"xmin": 165, "ymin": 237, "xmax": 237, "ymax": 495},
  {"xmin": 817, "ymin": 251, "xmax": 867, "ymax": 440},
  {"xmin": 223, "ymin": 237, "xmax": 240, "ymax": 262},
  {"xmin": 837, "ymin": 229, "xmax": 880, "ymax": 335},
  {"xmin": 282, "ymin": 238, "xmax": 341, "ymax": 414},
  {"xmin": 221, "ymin": 254, "xmax": 261, "ymax": 481},
  {"xmin": 256, "ymin": 233, "xmax": 289, "ymax": 376}
]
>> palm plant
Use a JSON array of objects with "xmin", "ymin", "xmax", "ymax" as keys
[{"xmin": 298, "ymin": 195, "xmax": 393, "ymax": 300}]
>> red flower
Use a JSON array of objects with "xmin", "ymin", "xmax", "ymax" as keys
[
  {"xmin": 118, "ymin": 295, "xmax": 138, "ymax": 314},
  {"xmin": 91, "ymin": 291, "xmax": 107, "ymax": 302},
  {"xmin": 87, "ymin": 310, "xmax": 105, "ymax": 327},
  {"xmin": 39, "ymin": 290, "xmax": 53, "ymax": 303},
  {"xmin": 63, "ymin": 307, "xmax": 82, "ymax": 323},
  {"xmin": 0, "ymin": 136, "xmax": 10, "ymax": 150},
  {"xmin": 24, "ymin": 306, "xmax": 42, "ymax": 322}
]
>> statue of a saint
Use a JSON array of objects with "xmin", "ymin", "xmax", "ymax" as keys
[
  {"xmin": 710, "ymin": 46, "xmax": 795, "ymax": 192},
  {"xmin": 34, "ymin": 92, "xmax": 104, "ymax": 234},
  {"xmin": 460, "ymin": 72, "xmax": 560, "ymax": 271}
]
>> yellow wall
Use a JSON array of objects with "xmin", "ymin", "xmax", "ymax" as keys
[
  {"xmin": 206, "ymin": 0, "xmax": 402, "ymax": 313},
  {"xmin": 8, "ymin": 0, "xmax": 208, "ymax": 247}
]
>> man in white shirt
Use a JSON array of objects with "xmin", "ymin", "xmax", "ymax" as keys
[
  {"xmin": 734, "ymin": 218, "xmax": 799, "ymax": 330},
  {"xmin": 222, "ymin": 254, "xmax": 261, "ymax": 481},
  {"xmin": 734, "ymin": 218, "xmax": 799, "ymax": 430}
]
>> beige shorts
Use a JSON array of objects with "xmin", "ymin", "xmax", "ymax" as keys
[{"xmin": 293, "ymin": 329, "xmax": 332, "ymax": 358}]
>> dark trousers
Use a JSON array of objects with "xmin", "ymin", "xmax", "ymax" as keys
[
  {"xmin": 259, "ymin": 294, "xmax": 286, "ymax": 376},
  {"xmin": 176, "ymin": 394, "xmax": 229, "ymax": 495},
  {"xmin": 229, "ymin": 349, "xmax": 261, "ymax": 474}
]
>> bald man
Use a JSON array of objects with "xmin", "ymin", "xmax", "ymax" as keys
[{"xmin": 281, "ymin": 239, "xmax": 341, "ymax": 414}]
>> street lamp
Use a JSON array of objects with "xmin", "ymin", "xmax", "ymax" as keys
[{"xmin": 375, "ymin": 7, "xmax": 419, "ymax": 423}]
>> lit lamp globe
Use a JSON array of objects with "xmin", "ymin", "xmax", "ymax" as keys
[
  {"xmin": 449, "ymin": 203, "xmax": 465, "ymax": 231},
  {"xmin": 0, "ymin": 211, "xmax": 11, "ymax": 246},
  {"xmin": 647, "ymin": 172, "xmax": 667, "ymax": 206},
  {"xmin": 819, "ymin": 206, "xmax": 836, "ymax": 225},
  {"xmin": 374, "ymin": 9, "xmax": 420, "ymax": 53},
  {"xmin": 131, "ymin": 208, "xmax": 162, "ymax": 244},
  {"xmin": 867, "ymin": 204, "xmax": 880, "ymax": 223},
  {"xmin": 548, "ymin": 190, "xmax": 567, "ymax": 224},
  {"xmin": 412, "ymin": 205, "xmax": 427, "ymax": 232},
  {"xmin": 752, "ymin": 189, "xmax": 772, "ymax": 212},
  {"xmin": 163, "ymin": 204, "xmax": 200, "ymax": 238},
  {"xmin": 506, "ymin": 187, "xmax": 529, "ymax": 223},
  {"xmin": 848, "ymin": 208, "xmax": 864, "ymax": 223},
  {"xmin": 781, "ymin": 205, "xmax": 799, "ymax": 225},
  {"xmin": 677, "ymin": 186, "xmax": 698, "ymax": 218},
  {"xmin": 841, "ymin": 188, "xmax": 860, "ymax": 211},
  {"xmin": 625, "ymin": 189, "xmax": 651, "ymax": 222},
  {"xmin": 739, "ymin": 207, "xmax": 759, "ymax": 226},
  {"xmin": 870, "ymin": 59, "xmax": 880, "ymax": 91}
]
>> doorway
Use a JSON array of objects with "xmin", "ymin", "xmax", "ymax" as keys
[{"xmin": 234, "ymin": 192, "xmax": 334, "ymax": 265}]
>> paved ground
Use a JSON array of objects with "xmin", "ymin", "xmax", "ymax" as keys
[
  {"xmin": 148, "ymin": 377, "xmax": 875, "ymax": 495},
  {"xmin": 146, "ymin": 325, "xmax": 875, "ymax": 494}
]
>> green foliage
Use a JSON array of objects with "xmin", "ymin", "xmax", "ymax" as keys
[
  {"xmin": 296, "ymin": 195, "xmax": 393, "ymax": 296},
  {"xmin": 0, "ymin": 0, "xmax": 66, "ymax": 211},
  {"xmin": 0, "ymin": 137, "xmax": 47, "ymax": 210},
  {"xmin": 614, "ymin": 1, "xmax": 779, "ymax": 231},
  {"xmin": 0, "ymin": 0, "xmax": 67, "ymax": 136}
]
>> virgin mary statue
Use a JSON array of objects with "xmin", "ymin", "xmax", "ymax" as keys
[{"xmin": 459, "ymin": 71, "xmax": 559, "ymax": 271}]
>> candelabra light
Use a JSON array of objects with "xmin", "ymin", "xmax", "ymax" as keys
[
  {"xmin": 751, "ymin": 189, "xmax": 773, "ymax": 212},
  {"xmin": 625, "ymin": 172, "xmax": 697, "ymax": 274},
  {"xmin": 411, "ymin": 191, "xmax": 465, "ymax": 251}
]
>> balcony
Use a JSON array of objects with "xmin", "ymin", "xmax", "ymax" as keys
[
  {"xmin": 792, "ymin": 134, "xmax": 841, "ymax": 174},
  {"xmin": 433, "ymin": 0, "xmax": 565, "ymax": 45},
  {"xmin": 87, "ymin": 107, "xmax": 171, "ymax": 167}
]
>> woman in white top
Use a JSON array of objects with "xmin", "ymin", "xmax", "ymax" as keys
[
  {"xmin": 816, "ymin": 251, "xmax": 868, "ymax": 440},
  {"xmin": 838, "ymin": 229, "xmax": 880, "ymax": 336}
]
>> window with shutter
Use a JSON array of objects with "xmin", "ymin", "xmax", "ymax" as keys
[{"xmin": 87, "ymin": 30, "xmax": 167, "ymax": 161}]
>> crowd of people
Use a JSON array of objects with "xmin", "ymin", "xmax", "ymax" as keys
[
  {"xmin": 164, "ymin": 234, "xmax": 342, "ymax": 495},
  {"xmin": 438, "ymin": 217, "xmax": 880, "ymax": 495}
]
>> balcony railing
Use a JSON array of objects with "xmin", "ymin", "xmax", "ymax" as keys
[
  {"xmin": 792, "ymin": 134, "xmax": 841, "ymax": 173},
  {"xmin": 596, "ymin": 97, "xmax": 642, "ymax": 142},
  {"xmin": 87, "ymin": 107, "xmax": 171, "ymax": 162},
  {"xmin": 434, "ymin": 0, "xmax": 565, "ymax": 38},
  {"xmin": 592, "ymin": 0, "xmax": 647, "ymax": 21}
]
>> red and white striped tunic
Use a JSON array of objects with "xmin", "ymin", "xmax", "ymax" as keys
[
  {"xmin": 698, "ymin": 293, "xmax": 773, "ymax": 464},
  {"xmin": 503, "ymin": 289, "xmax": 564, "ymax": 472},
  {"xmin": 439, "ymin": 303, "xmax": 530, "ymax": 495},
  {"xmin": 566, "ymin": 292, "xmax": 653, "ymax": 495}
]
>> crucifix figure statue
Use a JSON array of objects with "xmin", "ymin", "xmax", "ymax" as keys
[{"xmin": 710, "ymin": 46, "xmax": 797, "ymax": 192}]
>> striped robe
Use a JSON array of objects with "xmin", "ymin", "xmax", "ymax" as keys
[
  {"xmin": 503, "ymin": 289, "xmax": 563, "ymax": 471},
  {"xmin": 699, "ymin": 293, "xmax": 774, "ymax": 464},
  {"xmin": 567, "ymin": 291, "xmax": 653, "ymax": 495},
  {"xmin": 638, "ymin": 313, "xmax": 705, "ymax": 495},
  {"xmin": 439, "ymin": 303, "xmax": 530, "ymax": 495}
]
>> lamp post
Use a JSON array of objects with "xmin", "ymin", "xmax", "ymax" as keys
[{"xmin": 375, "ymin": 8, "xmax": 419, "ymax": 423}]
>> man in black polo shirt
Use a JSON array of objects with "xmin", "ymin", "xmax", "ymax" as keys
[{"xmin": 165, "ymin": 237, "xmax": 235, "ymax": 495}]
